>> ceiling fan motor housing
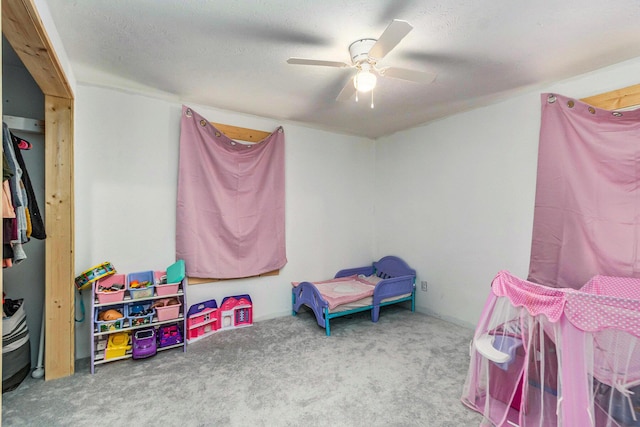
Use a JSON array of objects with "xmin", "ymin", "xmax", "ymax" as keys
[
  {"xmin": 286, "ymin": 19, "xmax": 436, "ymax": 103},
  {"xmin": 349, "ymin": 39, "xmax": 377, "ymax": 64}
]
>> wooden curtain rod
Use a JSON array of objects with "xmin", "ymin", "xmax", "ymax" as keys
[
  {"xmin": 580, "ymin": 83, "xmax": 640, "ymax": 110},
  {"xmin": 211, "ymin": 122, "xmax": 271, "ymax": 143}
]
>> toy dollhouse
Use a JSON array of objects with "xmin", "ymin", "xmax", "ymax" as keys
[
  {"xmin": 186, "ymin": 299, "xmax": 218, "ymax": 343},
  {"xmin": 186, "ymin": 294, "xmax": 253, "ymax": 343},
  {"xmin": 219, "ymin": 295, "xmax": 253, "ymax": 330}
]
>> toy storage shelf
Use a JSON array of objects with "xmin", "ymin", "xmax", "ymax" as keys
[
  {"xmin": 93, "ymin": 289, "xmax": 184, "ymax": 308},
  {"xmin": 90, "ymin": 276, "xmax": 187, "ymax": 374},
  {"xmin": 93, "ymin": 316, "xmax": 185, "ymax": 337},
  {"xmin": 93, "ymin": 342, "xmax": 184, "ymax": 365}
]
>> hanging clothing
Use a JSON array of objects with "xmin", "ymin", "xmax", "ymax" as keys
[
  {"xmin": 2, "ymin": 152, "xmax": 14, "ymax": 267},
  {"xmin": 10, "ymin": 132, "xmax": 45, "ymax": 240},
  {"xmin": 2, "ymin": 182, "xmax": 15, "ymax": 219},
  {"xmin": 176, "ymin": 106, "xmax": 287, "ymax": 279},
  {"xmin": 1, "ymin": 123, "xmax": 45, "ymax": 267},
  {"xmin": 528, "ymin": 93, "xmax": 640, "ymax": 288},
  {"xmin": 3, "ymin": 124, "xmax": 27, "ymax": 265},
  {"xmin": 3, "ymin": 154, "xmax": 13, "ymax": 181}
]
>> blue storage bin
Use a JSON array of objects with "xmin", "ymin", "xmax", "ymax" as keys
[
  {"xmin": 127, "ymin": 301, "xmax": 155, "ymax": 327},
  {"xmin": 94, "ymin": 305, "xmax": 127, "ymax": 332},
  {"xmin": 127, "ymin": 270, "xmax": 155, "ymax": 299}
]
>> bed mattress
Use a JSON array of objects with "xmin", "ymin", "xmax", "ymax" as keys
[{"xmin": 328, "ymin": 292, "xmax": 413, "ymax": 313}]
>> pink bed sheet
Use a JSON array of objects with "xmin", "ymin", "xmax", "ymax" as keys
[{"xmin": 292, "ymin": 275, "xmax": 376, "ymax": 309}]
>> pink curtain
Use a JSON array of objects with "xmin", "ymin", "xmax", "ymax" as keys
[
  {"xmin": 528, "ymin": 93, "xmax": 640, "ymax": 288},
  {"xmin": 176, "ymin": 106, "xmax": 287, "ymax": 279}
]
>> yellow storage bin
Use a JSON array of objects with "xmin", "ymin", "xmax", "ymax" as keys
[{"xmin": 105, "ymin": 332, "xmax": 131, "ymax": 360}]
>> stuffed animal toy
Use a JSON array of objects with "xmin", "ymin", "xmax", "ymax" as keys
[{"xmin": 98, "ymin": 308, "xmax": 123, "ymax": 321}]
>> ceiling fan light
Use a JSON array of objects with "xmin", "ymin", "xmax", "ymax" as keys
[{"xmin": 354, "ymin": 70, "xmax": 377, "ymax": 93}]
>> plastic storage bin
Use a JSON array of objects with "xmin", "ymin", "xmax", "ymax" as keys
[
  {"xmin": 95, "ymin": 274, "xmax": 126, "ymax": 304},
  {"xmin": 95, "ymin": 305, "xmax": 127, "ymax": 332},
  {"xmin": 158, "ymin": 324, "xmax": 183, "ymax": 348},
  {"xmin": 127, "ymin": 270, "xmax": 155, "ymax": 299},
  {"xmin": 154, "ymin": 270, "xmax": 180, "ymax": 296},
  {"xmin": 127, "ymin": 302, "xmax": 155, "ymax": 327},
  {"xmin": 155, "ymin": 300, "xmax": 182, "ymax": 321},
  {"xmin": 105, "ymin": 332, "xmax": 131, "ymax": 359}
]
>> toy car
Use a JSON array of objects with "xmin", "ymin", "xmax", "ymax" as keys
[{"xmin": 132, "ymin": 328, "xmax": 157, "ymax": 359}]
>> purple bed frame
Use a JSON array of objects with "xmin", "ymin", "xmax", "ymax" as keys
[{"xmin": 291, "ymin": 256, "xmax": 417, "ymax": 336}]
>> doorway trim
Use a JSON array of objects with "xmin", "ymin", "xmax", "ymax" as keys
[{"xmin": 3, "ymin": 0, "xmax": 75, "ymax": 380}]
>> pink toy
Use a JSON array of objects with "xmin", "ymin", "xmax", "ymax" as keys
[
  {"xmin": 186, "ymin": 295, "xmax": 253, "ymax": 343},
  {"xmin": 186, "ymin": 299, "xmax": 219, "ymax": 343},
  {"xmin": 219, "ymin": 295, "xmax": 252, "ymax": 330}
]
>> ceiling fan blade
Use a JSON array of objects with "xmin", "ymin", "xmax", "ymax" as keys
[
  {"xmin": 336, "ymin": 77, "xmax": 356, "ymax": 101},
  {"xmin": 381, "ymin": 67, "xmax": 436, "ymax": 84},
  {"xmin": 368, "ymin": 19, "xmax": 413, "ymax": 60},
  {"xmin": 287, "ymin": 58, "xmax": 350, "ymax": 68}
]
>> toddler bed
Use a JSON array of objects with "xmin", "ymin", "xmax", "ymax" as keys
[{"xmin": 291, "ymin": 256, "xmax": 416, "ymax": 336}]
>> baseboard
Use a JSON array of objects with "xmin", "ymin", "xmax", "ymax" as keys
[
  {"xmin": 414, "ymin": 306, "xmax": 476, "ymax": 330},
  {"xmin": 253, "ymin": 310, "xmax": 293, "ymax": 323},
  {"xmin": 255, "ymin": 307, "xmax": 476, "ymax": 330}
]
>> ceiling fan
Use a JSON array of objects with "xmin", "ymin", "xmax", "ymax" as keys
[{"xmin": 287, "ymin": 19, "xmax": 436, "ymax": 107}]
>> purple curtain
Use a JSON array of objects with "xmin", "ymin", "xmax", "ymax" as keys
[
  {"xmin": 528, "ymin": 93, "xmax": 640, "ymax": 288},
  {"xmin": 176, "ymin": 106, "xmax": 287, "ymax": 279}
]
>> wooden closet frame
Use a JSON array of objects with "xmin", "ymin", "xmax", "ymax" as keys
[{"xmin": 2, "ymin": 0, "xmax": 75, "ymax": 384}]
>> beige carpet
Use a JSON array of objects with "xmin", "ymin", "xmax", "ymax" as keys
[{"xmin": 2, "ymin": 304, "xmax": 483, "ymax": 426}]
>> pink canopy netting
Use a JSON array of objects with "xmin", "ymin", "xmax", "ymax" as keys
[{"xmin": 462, "ymin": 271, "xmax": 640, "ymax": 427}]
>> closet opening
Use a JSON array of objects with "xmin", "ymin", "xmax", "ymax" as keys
[{"xmin": 2, "ymin": 35, "xmax": 46, "ymax": 389}]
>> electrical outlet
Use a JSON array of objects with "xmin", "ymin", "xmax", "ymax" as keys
[{"xmin": 421, "ymin": 281, "xmax": 428, "ymax": 292}]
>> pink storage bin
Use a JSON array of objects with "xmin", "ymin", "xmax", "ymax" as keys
[
  {"xmin": 155, "ymin": 302, "xmax": 182, "ymax": 321},
  {"xmin": 154, "ymin": 270, "xmax": 180, "ymax": 296},
  {"xmin": 95, "ymin": 274, "xmax": 126, "ymax": 304}
]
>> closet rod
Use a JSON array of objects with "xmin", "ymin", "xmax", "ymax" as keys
[{"xmin": 3, "ymin": 114, "xmax": 45, "ymax": 134}]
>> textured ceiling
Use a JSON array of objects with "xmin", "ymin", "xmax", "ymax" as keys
[{"xmin": 43, "ymin": 0, "xmax": 640, "ymax": 139}]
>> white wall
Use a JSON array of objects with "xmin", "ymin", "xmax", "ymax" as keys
[
  {"xmin": 33, "ymin": 0, "xmax": 77, "ymax": 94},
  {"xmin": 71, "ymin": 58, "xmax": 640, "ymax": 357},
  {"xmin": 74, "ymin": 85, "xmax": 375, "ymax": 358},
  {"xmin": 375, "ymin": 56, "xmax": 640, "ymax": 328}
]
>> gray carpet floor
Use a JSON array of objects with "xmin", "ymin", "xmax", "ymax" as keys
[{"xmin": 2, "ymin": 305, "xmax": 483, "ymax": 426}]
